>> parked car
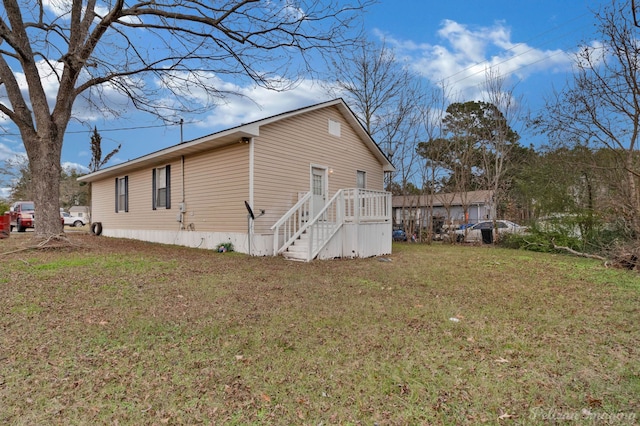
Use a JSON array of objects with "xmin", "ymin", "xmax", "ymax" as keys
[
  {"xmin": 61, "ymin": 211, "xmax": 87, "ymax": 227},
  {"xmin": 392, "ymin": 229, "xmax": 407, "ymax": 241},
  {"xmin": 452, "ymin": 220, "xmax": 527, "ymax": 243},
  {"xmin": 9, "ymin": 201, "xmax": 64, "ymax": 232},
  {"xmin": 9, "ymin": 201, "xmax": 35, "ymax": 232}
]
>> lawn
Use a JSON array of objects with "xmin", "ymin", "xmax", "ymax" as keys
[{"xmin": 1, "ymin": 234, "xmax": 638, "ymax": 425}]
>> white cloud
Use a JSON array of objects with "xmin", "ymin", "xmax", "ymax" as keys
[
  {"xmin": 380, "ymin": 20, "xmax": 574, "ymax": 101},
  {"xmin": 152, "ymin": 70, "xmax": 333, "ymax": 130},
  {"xmin": 42, "ymin": 0, "xmax": 140, "ymax": 24},
  {"xmin": 281, "ymin": 0, "xmax": 307, "ymax": 21},
  {"xmin": 5, "ymin": 56, "xmax": 135, "ymax": 124},
  {"xmin": 437, "ymin": 20, "xmax": 489, "ymax": 63},
  {"xmin": 0, "ymin": 142, "xmax": 24, "ymax": 162},
  {"xmin": 10, "ymin": 59, "xmax": 62, "ymax": 112},
  {"xmin": 195, "ymin": 78, "xmax": 332, "ymax": 129},
  {"xmin": 62, "ymin": 161, "xmax": 89, "ymax": 173},
  {"xmin": 42, "ymin": 0, "xmax": 71, "ymax": 16}
]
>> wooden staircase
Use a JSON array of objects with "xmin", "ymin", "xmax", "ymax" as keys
[
  {"xmin": 271, "ymin": 189, "xmax": 391, "ymax": 262},
  {"xmin": 281, "ymin": 230, "xmax": 311, "ymax": 261},
  {"xmin": 281, "ymin": 221, "xmax": 338, "ymax": 261}
]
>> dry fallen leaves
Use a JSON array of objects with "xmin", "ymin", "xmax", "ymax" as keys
[{"xmin": 498, "ymin": 411, "xmax": 514, "ymax": 420}]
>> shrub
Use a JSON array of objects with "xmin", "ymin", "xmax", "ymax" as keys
[
  {"xmin": 499, "ymin": 217, "xmax": 591, "ymax": 253},
  {"xmin": 499, "ymin": 216, "xmax": 631, "ymax": 257},
  {"xmin": 498, "ymin": 230, "xmax": 583, "ymax": 253},
  {"xmin": 216, "ymin": 241, "xmax": 234, "ymax": 253}
]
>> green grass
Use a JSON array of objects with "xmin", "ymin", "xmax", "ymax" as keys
[{"xmin": 1, "ymin": 235, "xmax": 638, "ymax": 425}]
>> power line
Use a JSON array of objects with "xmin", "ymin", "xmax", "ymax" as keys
[
  {"xmin": 0, "ymin": 121, "xmax": 189, "ymax": 138},
  {"xmin": 444, "ymin": 11, "xmax": 591, "ymax": 84},
  {"xmin": 451, "ymin": 40, "xmax": 575, "ymax": 87},
  {"xmin": 68, "ymin": 123, "xmax": 180, "ymax": 134}
]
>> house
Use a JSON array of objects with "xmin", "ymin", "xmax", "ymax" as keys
[
  {"xmin": 78, "ymin": 99, "xmax": 395, "ymax": 261},
  {"xmin": 392, "ymin": 190, "xmax": 495, "ymax": 231}
]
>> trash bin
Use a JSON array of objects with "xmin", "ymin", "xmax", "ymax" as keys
[
  {"xmin": 0, "ymin": 213, "xmax": 10, "ymax": 239},
  {"xmin": 481, "ymin": 228, "xmax": 493, "ymax": 244}
]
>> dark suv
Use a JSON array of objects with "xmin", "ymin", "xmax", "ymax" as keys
[{"xmin": 9, "ymin": 201, "xmax": 35, "ymax": 232}]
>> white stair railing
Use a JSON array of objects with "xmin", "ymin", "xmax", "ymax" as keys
[
  {"xmin": 272, "ymin": 189, "xmax": 392, "ymax": 260},
  {"xmin": 271, "ymin": 192, "xmax": 312, "ymax": 255},
  {"xmin": 304, "ymin": 190, "xmax": 344, "ymax": 260}
]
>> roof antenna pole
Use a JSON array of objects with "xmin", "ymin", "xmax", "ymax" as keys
[{"xmin": 180, "ymin": 118, "xmax": 184, "ymax": 143}]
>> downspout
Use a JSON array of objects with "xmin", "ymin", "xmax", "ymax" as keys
[
  {"xmin": 179, "ymin": 119, "xmax": 186, "ymax": 229},
  {"xmin": 249, "ymin": 137, "xmax": 255, "ymax": 255},
  {"xmin": 181, "ymin": 155, "xmax": 185, "ymax": 229},
  {"xmin": 249, "ymin": 138, "xmax": 255, "ymax": 215},
  {"xmin": 182, "ymin": 155, "xmax": 185, "ymax": 203}
]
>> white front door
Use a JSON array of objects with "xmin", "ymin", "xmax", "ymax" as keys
[{"xmin": 311, "ymin": 166, "xmax": 327, "ymax": 218}]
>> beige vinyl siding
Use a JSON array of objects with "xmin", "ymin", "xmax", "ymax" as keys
[
  {"xmin": 252, "ymin": 105, "xmax": 385, "ymax": 234},
  {"xmin": 91, "ymin": 178, "xmax": 118, "ymax": 226},
  {"xmin": 90, "ymin": 144, "xmax": 249, "ymax": 233},
  {"xmin": 182, "ymin": 142, "xmax": 249, "ymax": 233},
  {"xmin": 91, "ymin": 160, "xmax": 179, "ymax": 231}
]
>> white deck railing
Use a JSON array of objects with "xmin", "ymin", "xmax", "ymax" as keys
[
  {"xmin": 272, "ymin": 189, "xmax": 391, "ymax": 260},
  {"xmin": 343, "ymin": 188, "xmax": 391, "ymax": 222}
]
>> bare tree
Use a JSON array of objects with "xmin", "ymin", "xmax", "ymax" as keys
[
  {"xmin": 0, "ymin": 0, "xmax": 369, "ymax": 238},
  {"xmin": 327, "ymin": 40, "xmax": 414, "ymax": 137},
  {"xmin": 419, "ymin": 101, "xmax": 487, "ymax": 232},
  {"xmin": 416, "ymin": 83, "xmax": 450, "ymax": 242},
  {"xmin": 380, "ymin": 86, "xmax": 427, "ymax": 239},
  {"xmin": 59, "ymin": 167, "xmax": 88, "ymax": 208},
  {"xmin": 480, "ymin": 69, "xmax": 522, "ymax": 239},
  {"xmin": 326, "ymin": 39, "xmax": 429, "ymax": 240},
  {"xmin": 325, "ymin": 39, "xmax": 425, "ymax": 192},
  {"xmin": 533, "ymin": 0, "xmax": 640, "ymax": 238},
  {"xmin": 1, "ymin": 154, "xmax": 31, "ymax": 200}
]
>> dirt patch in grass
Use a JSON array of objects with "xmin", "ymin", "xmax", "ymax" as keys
[{"xmin": 1, "ymin": 234, "xmax": 639, "ymax": 424}]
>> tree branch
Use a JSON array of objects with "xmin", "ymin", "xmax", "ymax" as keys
[{"xmin": 551, "ymin": 240, "xmax": 607, "ymax": 261}]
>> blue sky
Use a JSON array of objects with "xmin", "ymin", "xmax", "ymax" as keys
[{"xmin": 0, "ymin": 0, "xmax": 600, "ymax": 192}]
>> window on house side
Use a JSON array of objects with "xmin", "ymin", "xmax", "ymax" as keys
[
  {"xmin": 153, "ymin": 165, "xmax": 171, "ymax": 209},
  {"xmin": 356, "ymin": 170, "xmax": 366, "ymax": 189},
  {"xmin": 116, "ymin": 176, "xmax": 128, "ymax": 213}
]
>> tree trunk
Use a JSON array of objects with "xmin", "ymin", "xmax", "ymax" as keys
[
  {"xmin": 25, "ymin": 133, "xmax": 63, "ymax": 238},
  {"xmin": 629, "ymin": 173, "xmax": 640, "ymax": 238}
]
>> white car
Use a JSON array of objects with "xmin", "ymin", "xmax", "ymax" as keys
[
  {"xmin": 61, "ymin": 211, "xmax": 87, "ymax": 227},
  {"xmin": 454, "ymin": 220, "xmax": 527, "ymax": 243}
]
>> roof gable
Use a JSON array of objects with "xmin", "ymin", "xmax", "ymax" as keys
[{"xmin": 79, "ymin": 98, "xmax": 394, "ymax": 183}]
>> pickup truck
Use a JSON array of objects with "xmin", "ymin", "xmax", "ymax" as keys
[
  {"xmin": 9, "ymin": 201, "xmax": 35, "ymax": 232},
  {"xmin": 9, "ymin": 201, "xmax": 64, "ymax": 232}
]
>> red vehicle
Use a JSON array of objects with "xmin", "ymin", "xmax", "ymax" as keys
[
  {"xmin": 9, "ymin": 201, "xmax": 63, "ymax": 232},
  {"xmin": 9, "ymin": 201, "xmax": 35, "ymax": 232}
]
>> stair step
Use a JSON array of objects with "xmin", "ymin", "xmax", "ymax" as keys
[
  {"xmin": 287, "ymin": 242, "xmax": 309, "ymax": 252},
  {"xmin": 282, "ymin": 251, "xmax": 308, "ymax": 261},
  {"xmin": 279, "ymin": 221, "xmax": 339, "ymax": 262}
]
